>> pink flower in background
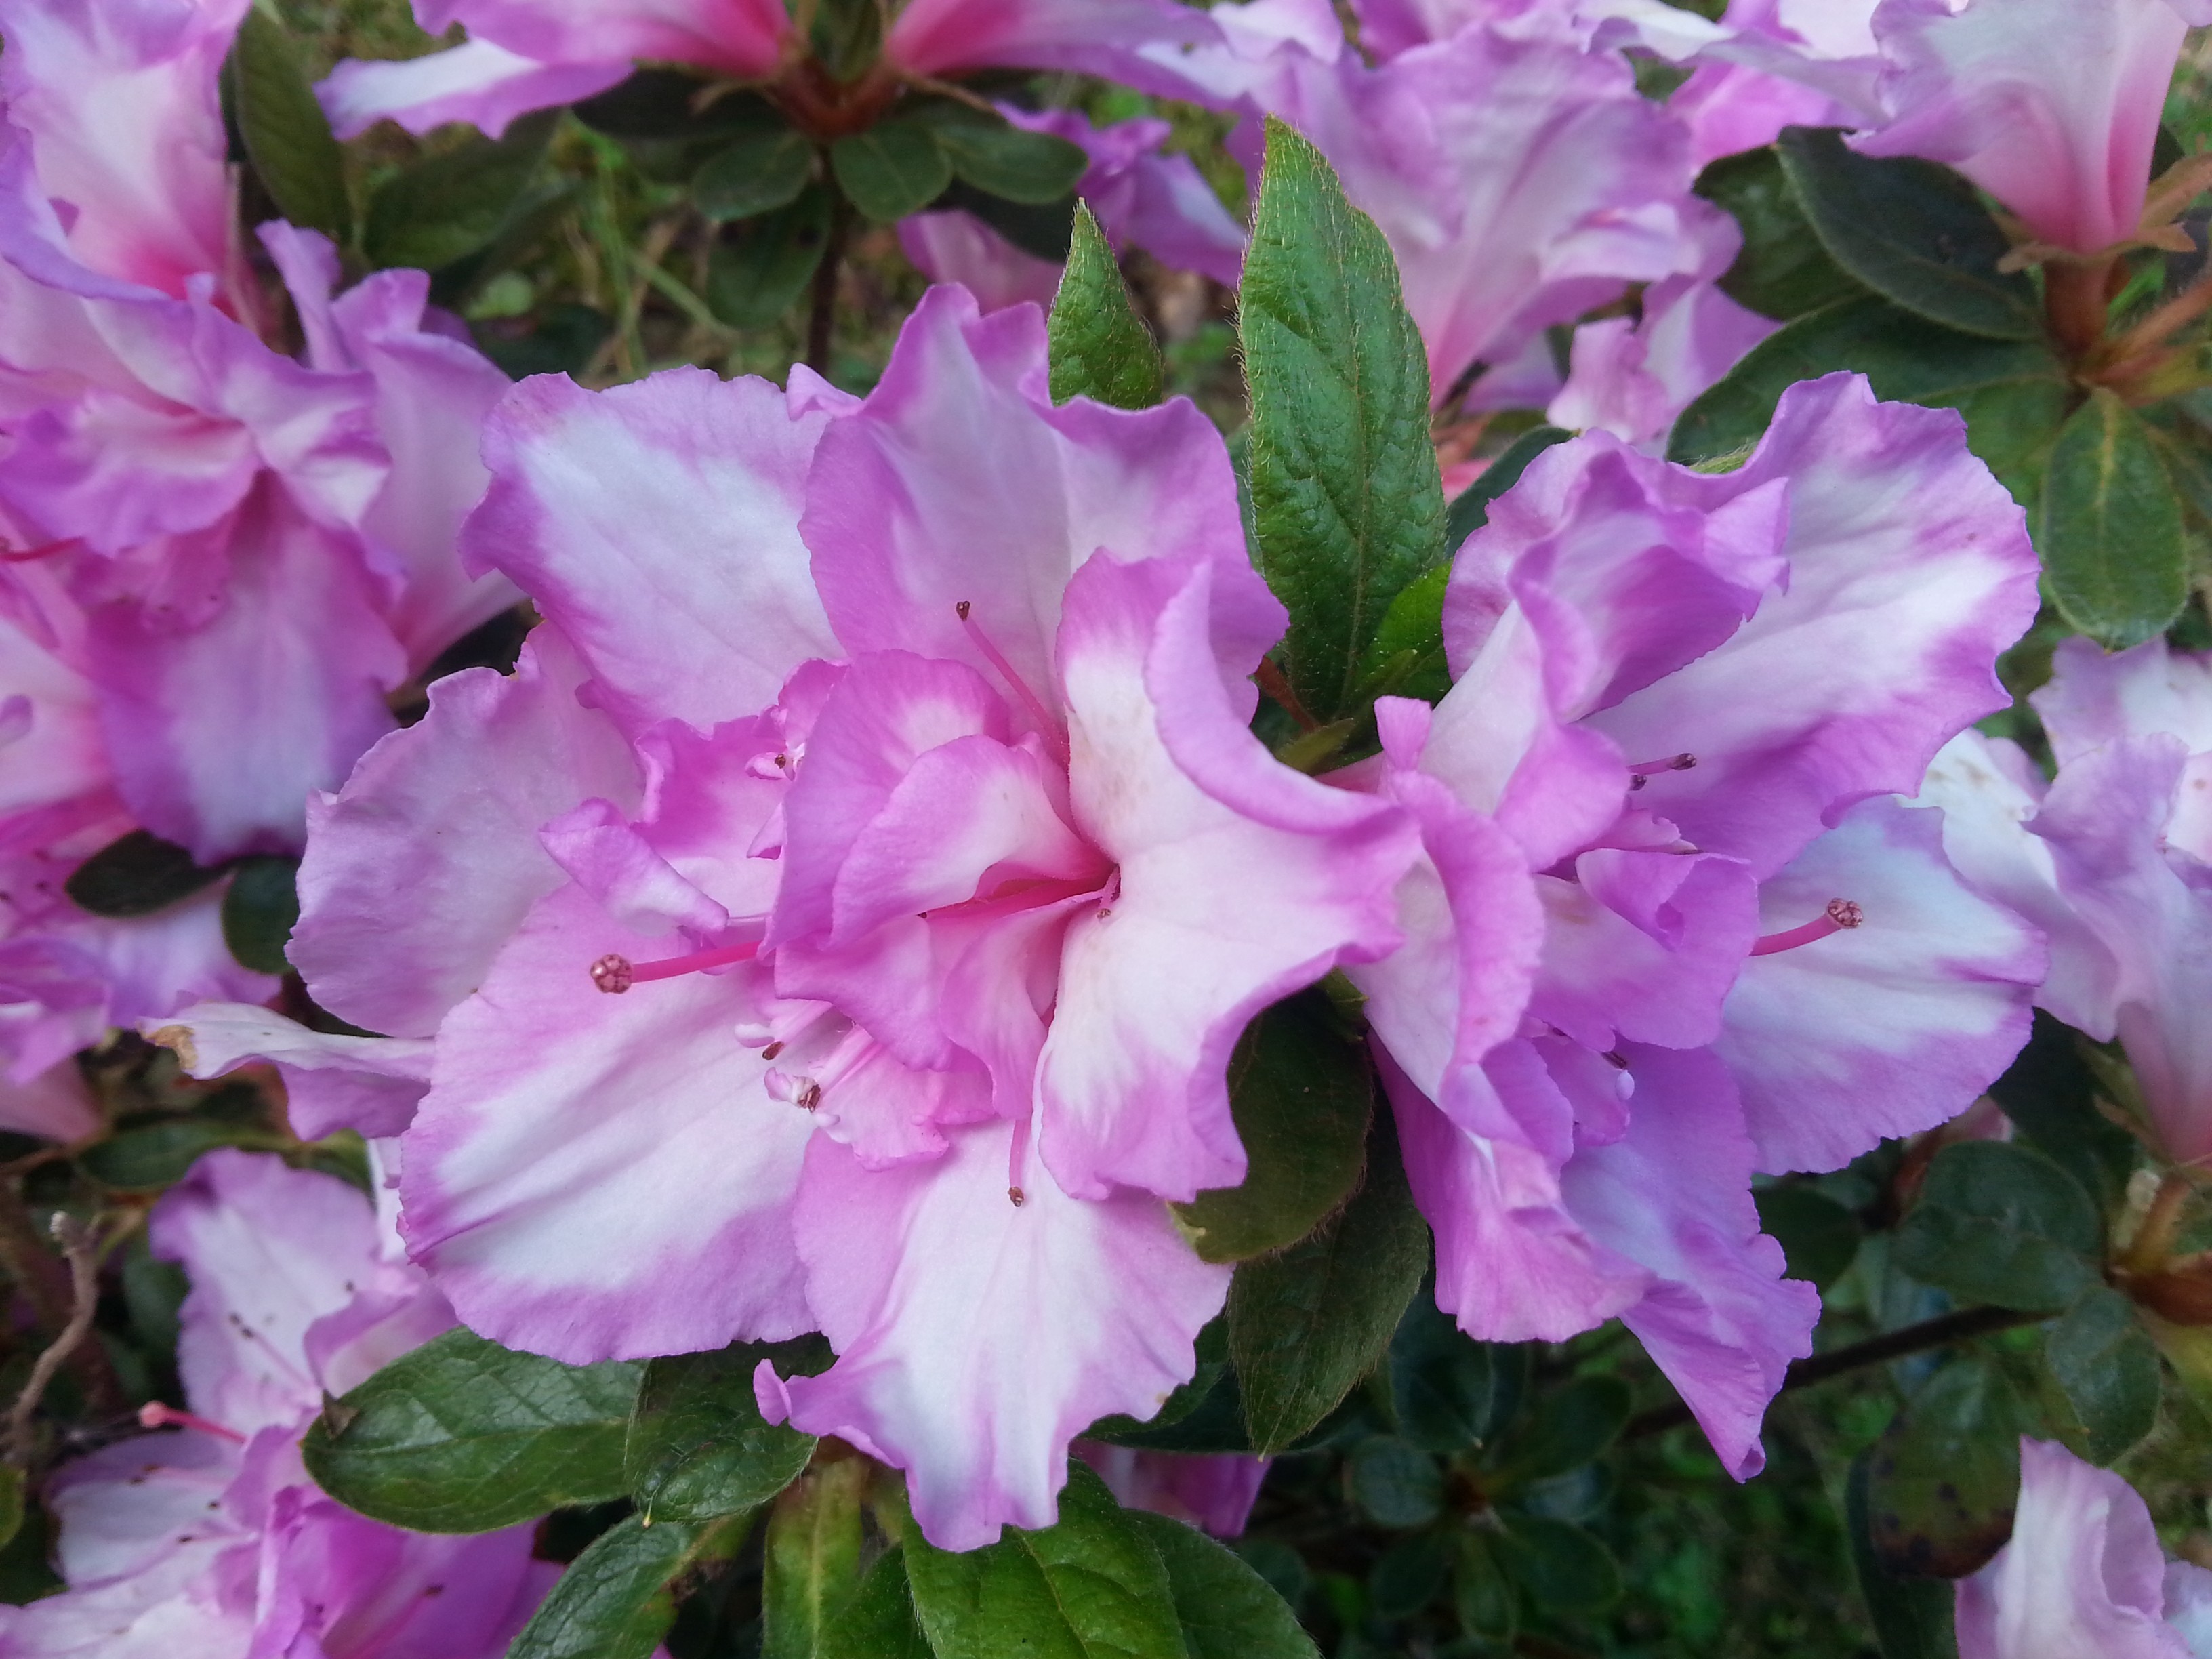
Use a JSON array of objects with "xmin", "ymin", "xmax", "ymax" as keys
[
  {"xmin": 0, "ymin": 1149, "xmax": 556, "ymax": 1657},
  {"xmin": 162, "ymin": 287, "xmax": 1416, "ymax": 1551},
  {"xmin": 1077, "ymin": 1445, "xmax": 1271, "ymax": 1538},
  {"xmin": 1954, "ymin": 1438, "xmax": 2212, "ymax": 1658},
  {"xmin": 901, "ymin": 106, "xmax": 1248, "ymax": 313},
  {"xmin": 1349, "ymin": 374, "xmax": 2043, "ymax": 1475}
]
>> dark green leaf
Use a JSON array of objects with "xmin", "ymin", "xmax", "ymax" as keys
[
  {"xmin": 571, "ymin": 73, "xmax": 773, "ymax": 142},
  {"xmin": 1441, "ymin": 425, "xmax": 1571, "ymax": 556},
  {"xmin": 302, "ymin": 1328, "xmax": 641, "ymax": 1532},
  {"xmin": 1988, "ymin": 1010, "xmax": 2137, "ymax": 1214},
  {"xmin": 1776, "ymin": 127, "xmax": 2041, "ymax": 340},
  {"xmin": 1453, "ymin": 1534, "xmax": 1518, "ymax": 1643},
  {"xmin": 764, "ymin": 1456, "xmax": 870, "ymax": 1659},
  {"xmin": 831, "ymin": 123, "xmax": 951, "ymax": 222},
  {"xmin": 1847, "ymin": 1455, "xmax": 1961, "ymax": 1659},
  {"xmin": 1893, "ymin": 1141, "xmax": 2101, "ymax": 1312},
  {"xmin": 933, "ymin": 120, "xmax": 1090, "ymax": 205},
  {"xmin": 1694, "ymin": 146, "xmax": 1864, "ymax": 321},
  {"xmin": 1173, "ymin": 992, "xmax": 1373, "ymax": 1263},
  {"xmin": 2038, "ymin": 388, "xmax": 2191, "ymax": 649},
  {"xmin": 1084, "ymin": 1319, "xmax": 1253, "ymax": 1454},
  {"xmin": 903, "ymin": 1463, "xmax": 1186, "ymax": 1659},
  {"xmin": 1048, "ymin": 205, "xmax": 1163, "ymax": 411},
  {"xmin": 472, "ymin": 302, "xmax": 611, "ymax": 381},
  {"xmin": 1494, "ymin": 1516, "xmax": 1622, "ymax": 1616},
  {"xmin": 510, "ymin": 1513, "xmax": 743, "ymax": 1659},
  {"xmin": 364, "ymin": 110, "xmax": 557, "ymax": 272},
  {"xmin": 808, "ymin": 0, "xmax": 884, "ymax": 80},
  {"xmin": 821, "ymin": 1551, "xmax": 933, "ymax": 1659},
  {"xmin": 625, "ymin": 1339, "xmax": 823, "ymax": 1523},
  {"xmin": 1229, "ymin": 1109, "xmax": 1429, "ymax": 1453},
  {"xmin": 64, "ymin": 830, "xmax": 220, "ymax": 918},
  {"xmin": 1242, "ymin": 118, "xmax": 1448, "ymax": 722},
  {"xmin": 221, "ymin": 856, "xmax": 298, "ymax": 975},
  {"xmin": 694, "ymin": 130, "xmax": 817, "ymax": 222},
  {"xmin": 1355, "ymin": 565, "xmax": 1452, "ymax": 705},
  {"xmin": 1389, "ymin": 1296, "xmax": 1525, "ymax": 1453},
  {"xmin": 941, "ymin": 179, "xmax": 1078, "ymax": 262},
  {"xmin": 1346, "ymin": 1435, "xmax": 1442, "ymax": 1528},
  {"xmin": 1367, "ymin": 1532, "xmax": 1448, "ymax": 1620},
  {"xmin": 0, "ymin": 1468, "xmax": 24, "ymax": 1555},
  {"xmin": 2044, "ymin": 1285, "xmax": 2162, "ymax": 1465},
  {"xmin": 1865, "ymin": 1358, "xmax": 2023, "ymax": 1580},
  {"xmin": 1668, "ymin": 293, "xmax": 2070, "ymax": 503},
  {"xmin": 1755, "ymin": 1185, "xmax": 1862, "ymax": 1290},
  {"xmin": 77, "ymin": 1119, "xmax": 289, "ymax": 1191},
  {"xmin": 706, "ymin": 188, "xmax": 834, "ymax": 329},
  {"xmin": 1491, "ymin": 1375, "xmax": 1631, "ymax": 1482},
  {"xmin": 227, "ymin": 8, "xmax": 350, "ymax": 239},
  {"xmin": 1128, "ymin": 1509, "xmax": 1321, "ymax": 1659}
]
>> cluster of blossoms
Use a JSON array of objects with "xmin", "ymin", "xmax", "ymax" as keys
[{"xmin": 5, "ymin": 0, "xmax": 2212, "ymax": 1643}]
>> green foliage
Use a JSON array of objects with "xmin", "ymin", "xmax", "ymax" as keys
[
  {"xmin": 1756, "ymin": 1185, "xmax": 1864, "ymax": 1290},
  {"xmin": 1846, "ymin": 1455, "xmax": 1959, "ymax": 1659},
  {"xmin": 1495, "ymin": 1375, "xmax": 1633, "ymax": 1483},
  {"xmin": 821, "ymin": 1552, "xmax": 933, "ymax": 1659},
  {"xmin": 1695, "ymin": 146, "xmax": 1864, "ymax": 321},
  {"xmin": 2044, "ymin": 1286, "xmax": 2163, "ymax": 1465},
  {"xmin": 1047, "ymin": 205, "xmax": 1164, "ymax": 411},
  {"xmin": 221, "ymin": 855, "xmax": 299, "ymax": 975},
  {"xmin": 1128, "ymin": 1509, "xmax": 1321, "ymax": 1659},
  {"xmin": 301, "ymin": 1328, "xmax": 641, "ymax": 1531},
  {"xmin": 707, "ymin": 189, "xmax": 835, "ymax": 329},
  {"xmin": 1242, "ymin": 118, "xmax": 1448, "ymax": 722},
  {"xmin": 830, "ymin": 123, "xmax": 953, "ymax": 222},
  {"xmin": 364, "ymin": 110, "xmax": 559, "ymax": 272},
  {"xmin": 1172, "ymin": 991, "xmax": 1374, "ymax": 1263},
  {"xmin": 64, "ymin": 830, "xmax": 220, "ymax": 918},
  {"xmin": 921, "ymin": 108, "xmax": 1090, "ymax": 205},
  {"xmin": 1894, "ymin": 1141, "xmax": 2102, "ymax": 1312},
  {"xmin": 624, "ymin": 1340, "xmax": 824, "ymax": 1523},
  {"xmin": 2039, "ymin": 389, "xmax": 2192, "ymax": 649},
  {"xmin": 510, "ymin": 1513, "xmax": 745, "ymax": 1659},
  {"xmin": 77, "ymin": 1118, "xmax": 289, "ymax": 1191},
  {"xmin": 1389, "ymin": 1296, "xmax": 1526, "ymax": 1453},
  {"xmin": 227, "ymin": 8, "xmax": 350, "ymax": 240},
  {"xmin": 693, "ymin": 131, "xmax": 817, "ymax": 222},
  {"xmin": 762, "ymin": 1457, "xmax": 869, "ymax": 1658},
  {"xmin": 1863, "ymin": 1359, "xmax": 2023, "ymax": 1580},
  {"xmin": 1348, "ymin": 1435, "xmax": 1444, "ymax": 1527},
  {"xmin": 1987, "ymin": 1012, "xmax": 2140, "ymax": 1215}
]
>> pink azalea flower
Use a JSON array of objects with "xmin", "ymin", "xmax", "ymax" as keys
[
  {"xmin": 900, "ymin": 106, "xmax": 1247, "ymax": 312},
  {"xmin": 1856, "ymin": 0, "xmax": 2212, "ymax": 255},
  {"xmin": 163, "ymin": 287, "xmax": 1417, "ymax": 1551},
  {"xmin": 1349, "ymin": 373, "xmax": 2044, "ymax": 1474},
  {"xmin": 1076, "ymin": 1444, "xmax": 1271, "ymax": 1538},
  {"xmin": 1921, "ymin": 636, "xmax": 2212, "ymax": 1168},
  {"xmin": 0, "ymin": 1149, "xmax": 556, "ymax": 1657},
  {"xmin": 1955, "ymin": 1438, "xmax": 2212, "ymax": 1658}
]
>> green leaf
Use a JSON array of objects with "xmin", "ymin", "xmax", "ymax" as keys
[
  {"xmin": 1126, "ymin": 1508, "xmax": 1320, "ymax": 1659},
  {"xmin": 302, "ymin": 1328, "xmax": 642, "ymax": 1532},
  {"xmin": 1242, "ymin": 117, "xmax": 1448, "ymax": 722},
  {"xmin": 474, "ymin": 301, "xmax": 611, "ymax": 381},
  {"xmin": 1864, "ymin": 1358, "xmax": 2023, "ymax": 1580},
  {"xmin": 1346, "ymin": 1435, "xmax": 1443, "ymax": 1528},
  {"xmin": 1846, "ymin": 1454, "xmax": 1960, "ymax": 1659},
  {"xmin": 1388, "ymin": 1296, "xmax": 1526, "ymax": 1454},
  {"xmin": 1754, "ymin": 1184, "xmax": 1863, "ymax": 1290},
  {"xmin": 903, "ymin": 1463, "xmax": 1187, "ymax": 1659},
  {"xmin": 364, "ymin": 110, "xmax": 557, "ymax": 272},
  {"xmin": 1988, "ymin": 1010, "xmax": 2137, "ymax": 1214},
  {"xmin": 1893, "ymin": 1141, "xmax": 2102, "ymax": 1312},
  {"xmin": 572, "ymin": 72, "xmax": 775, "ymax": 144},
  {"xmin": 694, "ymin": 129, "xmax": 817, "ymax": 222},
  {"xmin": 764, "ymin": 1456, "xmax": 871, "ymax": 1659},
  {"xmin": 1172, "ymin": 992, "xmax": 1374, "ymax": 1263},
  {"xmin": 1084, "ymin": 1319, "xmax": 1254, "ymax": 1454},
  {"xmin": 830, "ymin": 123, "xmax": 952, "ymax": 222},
  {"xmin": 509, "ymin": 1513, "xmax": 743, "ymax": 1659},
  {"xmin": 1492, "ymin": 1375, "xmax": 1631, "ymax": 1483},
  {"xmin": 1668, "ymin": 293, "xmax": 2070, "ymax": 503},
  {"xmin": 941, "ymin": 180, "xmax": 1078, "ymax": 262},
  {"xmin": 933, "ymin": 119, "xmax": 1090, "ymax": 205},
  {"xmin": 1048, "ymin": 205, "xmax": 1164, "ymax": 411},
  {"xmin": 64, "ymin": 830, "xmax": 221, "ymax": 918},
  {"xmin": 821, "ymin": 1551, "xmax": 933, "ymax": 1659},
  {"xmin": 2044, "ymin": 1285, "xmax": 2162, "ymax": 1465},
  {"xmin": 1494, "ymin": 1516, "xmax": 1622, "ymax": 1616},
  {"xmin": 221, "ymin": 855, "xmax": 299, "ymax": 975},
  {"xmin": 1441, "ymin": 426, "xmax": 1571, "ymax": 557},
  {"xmin": 1229, "ymin": 1109, "xmax": 1428, "ymax": 1453},
  {"xmin": 77, "ymin": 1119, "xmax": 289, "ymax": 1191},
  {"xmin": 1453, "ymin": 1534, "xmax": 1519, "ymax": 1644},
  {"xmin": 2038, "ymin": 388, "xmax": 2191, "ymax": 650},
  {"xmin": 625, "ymin": 1340, "xmax": 822, "ymax": 1523},
  {"xmin": 1775, "ymin": 127, "xmax": 2041, "ymax": 340},
  {"xmin": 0, "ymin": 1468, "xmax": 25, "ymax": 1555},
  {"xmin": 226, "ymin": 8, "xmax": 350, "ymax": 240},
  {"xmin": 1694, "ymin": 146, "xmax": 1864, "ymax": 321},
  {"xmin": 706, "ymin": 188, "xmax": 834, "ymax": 329},
  {"xmin": 1354, "ymin": 564, "xmax": 1452, "ymax": 705}
]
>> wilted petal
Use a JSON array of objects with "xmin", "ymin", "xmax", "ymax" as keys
[{"xmin": 144, "ymin": 1002, "xmax": 436, "ymax": 1141}]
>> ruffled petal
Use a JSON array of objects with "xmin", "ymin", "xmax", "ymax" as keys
[
  {"xmin": 144, "ymin": 1002, "xmax": 436, "ymax": 1141},
  {"xmin": 318, "ymin": 37, "xmax": 628, "ymax": 140},
  {"xmin": 414, "ymin": 0, "xmax": 790, "ymax": 79}
]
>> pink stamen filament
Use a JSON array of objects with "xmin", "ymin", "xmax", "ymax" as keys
[
  {"xmin": 592, "ymin": 940, "xmax": 760, "ymax": 994},
  {"xmin": 139, "ymin": 1401, "xmax": 246, "ymax": 1443},
  {"xmin": 1626, "ymin": 753, "xmax": 1698, "ymax": 790},
  {"xmin": 1008, "ymin": 1112, "xmax": 1033, "ymax": 1208},
  {"xmin": 957, "ymin": 602, "xmax": 1069, "ymax": 765},
  {"xmin": 1750, "ymin": 899, "xmax": 1863, "ymax": 957}
]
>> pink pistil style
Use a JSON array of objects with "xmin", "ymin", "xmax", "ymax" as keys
[
  {"xmin": 1749, "ymin": 898, "xmax": 1864, "ymax": 957},
  {"xmin": 1627, "ymin": 752, "xmax": 1699, "ymax": 790},
  {"xmin": 137, "ymin": 1400, "xmax": 247, "ymax": 1443},
  {"xmin": 957, "ymin": 600, "xmax": 1071, "ymax": 764},
  {"xmin": 590, "ymin": 940, "xmax": 762, "ymax": 994}
]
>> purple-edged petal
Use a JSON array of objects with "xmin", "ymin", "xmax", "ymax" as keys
[
  {"xmin": 0, "ymin": 1058, "xmax": 98, "ymax": 1141},
  {"xmin": 1716, "ymin": 798, "xmax": 2044, "ymax": 1174},
  {"xmin": 1038, "ymin": 553, "xmax": 1416, "ymax": 1200},
  {"xmin": 414, "ymin": 0, "xmax": 792, "ymax": 78},
  {"xmin": 2034, "ymin": 636, "xmax": 2212, "ymax": 863},
  {"xmin": 144, "ymin": 1002, "xmax": 436, "ymax": 1141},
  {"xmin": 402, "ymin": 884, "xmax": 814, "ymax": 1362},
  {"xmin": 884, "ymin": 0, "xmax": 1215, "ymax": 91},
  {"xmin": 1955, "ymin": 1438, "xmax": 2196, "ymax": 1659},
  {"xmin": 1559, "ymin": 1042, "xmax": 1818, "ymax": 1479},
  {"xmin": 291, "ymin": 628, "xmax": 638, "ymax": 1039},
  {"xmin": 897, "ymin": 213, "xmax": 1067, "ymax": 315},
  {"xmin": 319, "ymin": 38, "xmax": 628, "ymax": 140},
  {"xmin": 465, "ymin": 367, "xmax": 840, "ymax": 736},
  {"xmin": 760, "ymin": 1118, "xmax": 1231, "ymax": 1551},
  {"xmin": 1077, "ymin": 1445, "xmax": 1270, "ymax": 1538}
]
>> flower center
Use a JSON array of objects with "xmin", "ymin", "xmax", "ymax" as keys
[{"xmin": 1750, "ymin": 899, "xmax": 1864, "ymax": 957}]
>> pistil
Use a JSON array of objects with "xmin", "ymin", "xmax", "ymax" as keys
[
  {"xmin": 957, "ymin": 601, "xmax": 1069, "ymax": 764},
  {"xmin": 1750, "ymin": 899, "xmax": 1863, "ymax": 957},
  {"xmin": 591, "ymin": 940, "xmax": 761, "ymax": 994},
  {"xmin": 138, "ymin": 1401, "xmax": 246, "ymax": 1443}
]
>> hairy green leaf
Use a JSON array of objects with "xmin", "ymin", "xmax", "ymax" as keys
[
  {"xmin": 1894, "ymin": 1141, "xmax": 2101, "ymax": 1312},
  {"xmin": 694, "ymin": 130, "xmax": 817, "ymax": 221},
  {"xmin": 1128, "ymin": 1508, "xmax": 1319, "ymax": 1659},
  {"xmin": 2044, "ymin": 1285, "xmax": 2162, "ymax": 1465},
  {"xmin": 2039, "ymin": 388, "xmax": 2190, "ymax": 649},
  {"xmin": 831, "ymin": 123, "xmax": 951, "ymax": 222},
  {"xmin": 625, "ymin": 1339, "xmax": 823, "ymax": 1522},
  {"xmin": 510, "ymin": 1513, "xmax": 743, "ymax": 1659},
  {"xmin": 821, "ymin": 1551, "xmax": 933, "ymax": 1659},
  {"xmin": 228, "ymin": 8, "xmax": 350, "ymax": 239},
  {"xmin": 764, "ymin": 1456, "xmax": 870, "ymax": 1658},
  {"xmin": 1694, "ymin": 146, "xmax": 1864, "ymax": 321},
  {"xmin": 1048, "ymin": 205, "xmax": 1163, "ymax": 410},
  {"xmin": 364, "ymin": 110, "xmax": 558, "ymax": 272}
]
